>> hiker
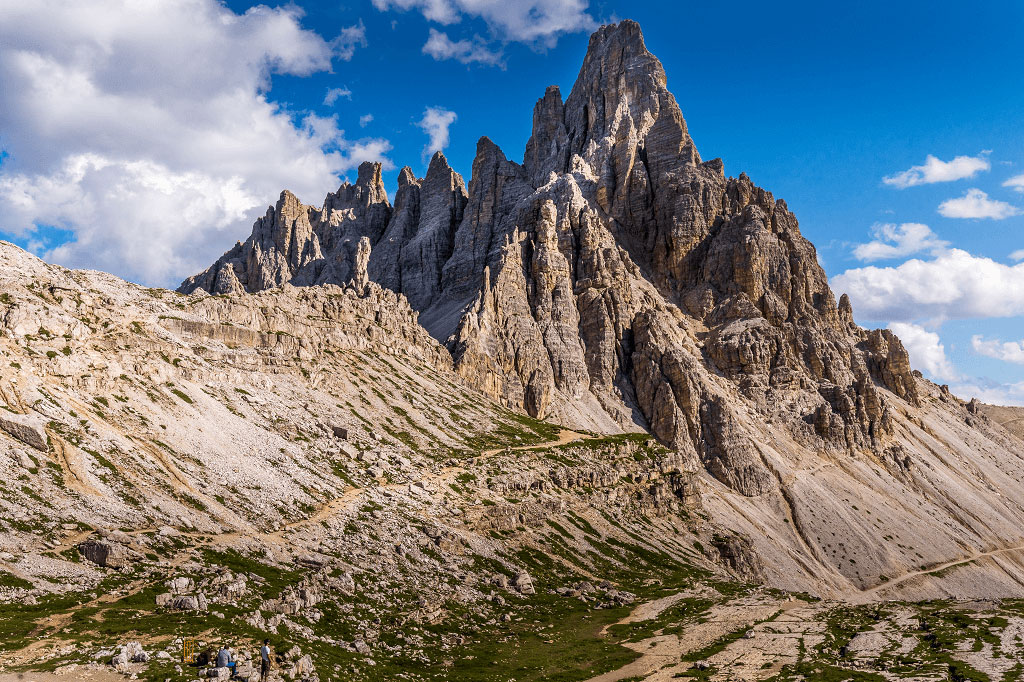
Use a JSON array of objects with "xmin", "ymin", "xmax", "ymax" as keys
[
  {"xmin": 260, "ymin": 639, "xmax": 271, "ymax": 681},
  {"xmin": 216, "ymin": 644, "xmax": 235, "ymax": 675}
]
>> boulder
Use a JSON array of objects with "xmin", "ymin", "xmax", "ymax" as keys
[
  {"xmin": 290, "ymin": 654, "xmax": 314, "ymax": 679},
  {"xmin": 513, "ymin": 572, "xmax": 535, "ymax": 595},
  {"xmin": 168, "ymin": 576, "xmax": 195, "ymax": 593},
  {"xmin": 78, "ymin": 539, "xmax": 130, "ymax": 569},
  {"xmin": 110, "ymin": 641, "xmax": 147, "ymax": 669},
  {"xmin": 0, "ymin": 411, "xmax": 48, "ymax": 452},
  {"xmin": 170, "ymin": 594, "xmax": 207, "ymax": 611}
]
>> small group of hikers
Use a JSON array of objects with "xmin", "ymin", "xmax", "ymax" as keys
[{"xmin": 211, "ymin": 638, "xmax": 272, "ymax": 680}]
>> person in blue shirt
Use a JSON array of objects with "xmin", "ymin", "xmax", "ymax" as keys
[{"xmin": 216, "ymin": 644, "xmax": 234, "ymax": 672}]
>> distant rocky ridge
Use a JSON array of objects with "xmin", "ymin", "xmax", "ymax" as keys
[{"xmin": 182, "ymin": 20, "xmax": 918, "ymax": 494}]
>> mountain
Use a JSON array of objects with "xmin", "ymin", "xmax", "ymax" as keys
[
  {"xmin": 4, "ymin": 18, "xmax": 1024, "ymax": 682},
  {"xmin": 178, "ymin": 19, "xmax": 1024, "ymax": 598}
]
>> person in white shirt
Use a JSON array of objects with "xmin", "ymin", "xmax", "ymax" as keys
[{"xmin": 260, "ymin": 639, "xmax": 271, "ymax": 681}]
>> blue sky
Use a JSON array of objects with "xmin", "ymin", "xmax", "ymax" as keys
[{"xmin": 2, "ymin": 0, "xmax": 1024, "ymax": 402}]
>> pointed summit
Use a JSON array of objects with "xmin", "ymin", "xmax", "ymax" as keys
[{"xmin": 563, "ymin": 20, "xmax": 687, "ymax": 162}]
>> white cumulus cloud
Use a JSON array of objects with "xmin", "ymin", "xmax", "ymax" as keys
[
  {"xmin": 852, "ymin": 223, "xmax": 948, "ymax": 261},
  {"xmin": 883, "ymin": 153, "xmax": 990, "ymax": 189},
  {"xmin": 359, "ymin": 114, "xmax": 374, "ymax": 127},
  {"xmin": 423, "ymin": 28, "xmax": 504, "ymax": 66},
  {"xmin": 374, "ymin": 0, "xmax": 597, "ymax": 45},
  {"xmin": 832, "ymin": 249, "xmax": 1024, "ymax": 323},
  {"xmin": 0, "ymin": 0, "xmax": 389, "ymax": 287},
  {"xmin": 972, "ymin": 336, "xmax": 1024, "ymax": 365},
  {"xmin": 888, "ymin": 322, "xmax": 958, "ymax": 381},
  {"xmin": 938, "ymin": 188, "xmax": 1020, "ymax": 220},
  {"xmin": 323, "ymin": 87, "xmax": 352, "ymax": 105},
  {"xmin": 334, "ymin": 21, "xmax": 369, "ymax": 60},
  {"xmin": 376, "ymin": 0, "xmax": 596, "ymax": 67},
  {"xmin": 1003, "ymin": 174, "xmax": 1024, "ymax": 193},
  {"xmin": 948, "ymin": 377, "xmax": 1024, "ymax": 407},
  {"xmin": 416, "ymin": 106, "xmax": 457, "ymax": 160}
]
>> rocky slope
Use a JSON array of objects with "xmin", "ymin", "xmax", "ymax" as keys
[
  {"xmin": 0, "ymin": 239, "xmax": 729, "ymax": 682},
  {"xmin": 4, "ymin": 17, "xmax": 1024, "ymax": 682},
  {"xmin": 181, "ymin": 20, "xmax": 1024, "ymax": 599},
  {"xmin": 183, "ymin": 21, "xmax": 919, "ymax": 456}
]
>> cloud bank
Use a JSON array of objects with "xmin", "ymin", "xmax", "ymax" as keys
[
  {"xmin": 972, "ymin": 336, "xmax": 1024, "ymax": 365},
  {"xmin": 889, "ymin": 322, "xmax": 958, "ymax": 381},
  {"xmin": 832, "ymin": 249, "xmax": 1024, "ymax": 323},
  {"xmin": 0, "ymin": 0, "xmax": 390, "ymax": 286}
]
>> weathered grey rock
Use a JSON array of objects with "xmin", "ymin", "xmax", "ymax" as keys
[
  {"xmin": 111, "ymin": 641, "xmax": 147, "ymax": 669},
  {"xmin": 170, "ymin": 594, "xmax": 207, "ymax": 611},
  {"xmin": 368, "ymin": 166, "xmax": 420, "ymax": 293},
  {"xmin": 399, "ymin": 152, "xmax": 467, "ymax": 310},
  {"xmin": 523, "ymin": 85, "xmax": 568, "ymax": 187},
  {"xmin": 425, "ymin": 137, "xmax": 533, "ymax": 336},
  {"xmin": 513, "ymin": 571, "xmax": 535, "ymax": 595},
  {"xmin": 78, "ymin": 539, "xmax": 130, "ymax": 569},
  {"xmin": 168, "ymin": 576, "xmax": 195, "ymax": 594},
  {"xmin": 0, "ymin": 410, "xmax": 48, "ymax": 452},
  {"xmin": 7, "ymin": 446, "xmax": 35, "ymax": 469},
  {"xmin": 289, "ymin": 654, "xmax": 314, "ymax": 679},
  {"xmin": 179, "ymin": 162, "xmax": 391, "ymax": 296}
]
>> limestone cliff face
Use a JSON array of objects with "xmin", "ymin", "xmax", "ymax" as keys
[
  {"xmin": 439, "ymin": 20, "xmax": 918, "ymax": 493},
  {"xmin": 181, "ymin": 20, "xmax": 918, "ymax": 498}
]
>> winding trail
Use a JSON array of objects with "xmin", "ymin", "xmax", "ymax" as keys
[
  {"xmin": 1, "ymin": 429, "xmax": 593, "ymax": 669},
  {"xmin": 481, "ymin": 428, "xmax": 584, "ymax": 456},
  {"xmin": 279, "ymin": 429, "xmax": 585, "ymax": 535},
  {"xmin": 855, "ymin": 542, "xmax": 1024, "ymax": 602}
]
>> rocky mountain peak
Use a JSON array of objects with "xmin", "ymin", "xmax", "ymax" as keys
[
  {"xmin": 397, "ymin": 165, "xmax": 418, "ymax": 188},
  {"xmin": 523, "ymin": 85, "xmax": 567, "ymax": 187},
  {"xmin": 181, "ymin": 19, "xmax": 921, "ymax": 496}
]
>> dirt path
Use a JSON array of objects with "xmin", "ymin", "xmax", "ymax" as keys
[
  {"xmin": 278, "ymin": 429, "xmax": 586, "ymax": 535},
  {"xmin": 856, "ymin": 542, "xmax": 1024, "ymax": 601},
  {"xmin": 583, "ymin": 593, "xmax": 792, "ymax": 682},
  {"xmin": 481, "ymin": 428, "xmax": 583, "ymax": 456}
]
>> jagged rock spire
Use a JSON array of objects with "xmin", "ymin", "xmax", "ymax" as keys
[{"xmin": 523, "ymin": 85, "xmax": 568, "ymax": 187}]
